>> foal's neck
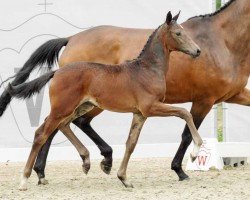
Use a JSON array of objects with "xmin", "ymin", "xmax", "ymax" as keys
[{"xmin": 138, "ymin": 26, "xmax": 170, "ymax": 75}]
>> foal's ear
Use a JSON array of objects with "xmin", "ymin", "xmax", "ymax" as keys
[
  {"xmin": 166, "ymin": 11, "xmax": 172, "ymax": 25},
  {"xmin": 172, "ymin": 10, "xmax": 181, "ymax": 22}
]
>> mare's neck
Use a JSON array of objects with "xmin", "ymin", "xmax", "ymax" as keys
[
  {"xmin": 138, "ymin": 26, "xmax": 170, "ymax": 75},
  {"xmin": 213, "ymin": 0, "xmax": 250, "ymax": 60}
]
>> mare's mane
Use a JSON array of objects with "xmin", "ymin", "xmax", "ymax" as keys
[{"xmin": 188, "ymin": 0, "xmax": 236, "ymax": 20}]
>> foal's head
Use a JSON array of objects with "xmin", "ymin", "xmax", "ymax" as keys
[{"xmin": 163, "ymin": 11, "xmax": 201, "ymax": 58}]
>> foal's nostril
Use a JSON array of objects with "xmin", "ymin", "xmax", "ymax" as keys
[{"xmin": 196, "ymin": 49, "xmax": 201, "ymax": 56}]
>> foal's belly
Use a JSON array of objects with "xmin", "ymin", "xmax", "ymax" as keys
[
  {"xmin": 87, "ymin": 86, "xmax": 139, "ymax": 113},
  {"xmin": 88, "ymin": 95, "xmax": 138, "ymax": 113}
]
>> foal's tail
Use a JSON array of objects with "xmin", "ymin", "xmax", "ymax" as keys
[
  {"xmin": 7, "ymin": 71, "xmax": 56, "ymax": 100},
  {"xmin": 0, "ymin": 38, "xmax": 68, "ymax": 116}
]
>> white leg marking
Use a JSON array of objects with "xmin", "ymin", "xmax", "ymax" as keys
[
  {"xmin": 190, "ymin": 143, "xmax": 200, "ymax": 162},
  {"xmin": 19, "ymin": 174, "xmax": 28, "ymax": 191}
]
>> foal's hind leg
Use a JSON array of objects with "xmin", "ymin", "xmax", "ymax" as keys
[
  {"xmin": 58, "ymin": 102, "xmax": 95, "ymax": 173},
  {"xmin": 59, "ymin": 125, "xmax": 91, "ymax": 174},
  {"xmin": 34, "ymin": 111, "xmax": 112, "ymax": 185},
  {"xmin": 19, "ymin": 116, "xmax": 61, "ymax": 191},
  {"xmin": 73, "ymin": 115, "xmax": 113, "ymax": 174},
  {"xmin": 117, "ymin": 113, "xmax": 146, "ymax": 188}
]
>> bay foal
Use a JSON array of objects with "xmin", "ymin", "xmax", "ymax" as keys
[{"xmin": 8, "ymin": 12, "xmax": 202, "ymax": 190}]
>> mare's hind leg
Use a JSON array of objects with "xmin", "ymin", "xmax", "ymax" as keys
[
  {"xmin": 59, "ymin": 125, "xmax": 91, "ymax": 174},
  {"xmin": 117, "ymin": 113, "xmax": 146, "ymax": 188},
  {"xmin": 19, "ymin": 116, "xmax": 61, "ymax": 191}
]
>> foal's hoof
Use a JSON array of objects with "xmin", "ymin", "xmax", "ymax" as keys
[
  {"xmin": 82, "ymin": 163, "xmax": 90, "ymax": 175},
  {"xmin": 19, "ymin": 176, "xmax": 28, "ymax": 191},
  {"xmin": 100, "ymin": 159, "xmax": 112, "ymax": 175},
  {"xmin": 117, "ymin": 175, "xmax": 134, "ymax": 188},
  {"xmin": 121, "ymin": 180, "xmax": 134, "ymax": 188},
  {"xmin": 19, "ymin": 183, "xmax": 28, "ymax": 191},
  {"xmin": 190, "ymin": 153, "xmax": 197, "ymax": 162},
  {"xmin": 38, "ymin": 178, "xmax": 49, "ymax": 185},
  {"xmin": 19, "ymin": 186, "xmax": 28, "ymax": 191}
]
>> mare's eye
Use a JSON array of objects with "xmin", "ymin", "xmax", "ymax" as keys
[{"xmin": 176, "ymin": 32, "xmax": 181, "ymax": 36}]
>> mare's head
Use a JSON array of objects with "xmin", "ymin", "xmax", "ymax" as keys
[{"xmin": 163, "ymin": 11, "xmax": 201, "ymax": 58}]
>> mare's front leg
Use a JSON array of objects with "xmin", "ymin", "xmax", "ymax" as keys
[
  {"xmin": 117, "ymin": 113, "xmax": 146, "ymax": 188},
  {"xmin": 171, "ymin": 100, "xmax": 214, "ymax": 181},
  {"xmin": 143, "ymin": 102, "xmax": 203, "ymax": 161}
]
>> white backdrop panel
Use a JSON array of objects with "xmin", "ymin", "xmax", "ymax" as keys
[
  {"xmin": 0, "ymin": 0, "xmax": 214, "ymax": 148},
  {"xmin": 225, "ymin": 78, "xmax": 250, "ymax": 142}
]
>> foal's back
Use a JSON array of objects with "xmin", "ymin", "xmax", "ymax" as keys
[{"xmin": 50, "ymin": 61, "xmax": 148, "ymax": 113}]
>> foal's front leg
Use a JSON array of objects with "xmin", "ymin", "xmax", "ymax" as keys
[
  {"xmin": 145, "ymin": 102, "xmax": 203, "ymax": 161},
  {"xmin": 117, "ymin": 113, "xmax": 146, "ymax": 188}
]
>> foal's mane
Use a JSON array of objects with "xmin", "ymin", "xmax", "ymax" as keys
[
  {"xmin": 188, "ymin": 0, "xmax": 236, "ymax": 20},
  {"xmin": 137, "ymin": 25, "xmax": 162, "ymax": 59}
]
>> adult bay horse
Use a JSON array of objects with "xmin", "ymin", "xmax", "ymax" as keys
[
  {"xmin": 7, "ymin": 12, "xmax": 202, "ymax": 190},
  {"xmin": 1, "ymin": 0, "xmax": 250, "ymax": 183}
]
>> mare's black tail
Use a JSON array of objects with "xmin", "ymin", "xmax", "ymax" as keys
[{"xmin": 0, "ymin": 38, "xmax": 68, "ymax": 116}]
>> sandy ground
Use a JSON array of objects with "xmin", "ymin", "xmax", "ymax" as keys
[{"xmin": 0, "ymin": 158, "xmax": 249, "ymax": 200}]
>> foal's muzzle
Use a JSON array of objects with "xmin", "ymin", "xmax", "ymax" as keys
[{"xmin": 190, "ymin": 48, "xmax": 201, "ymax": 58}]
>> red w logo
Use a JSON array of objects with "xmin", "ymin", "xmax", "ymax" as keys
[{"xmin": 197, "ymin": 156, "xmax": 208, "ymax": 166}]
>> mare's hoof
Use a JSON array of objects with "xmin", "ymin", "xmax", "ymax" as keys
[
  {"xmin": 38, "ymin": 178, "xmax": 49, "ymax": 185},
  {"xmin": 179, "ymin": 175, "xmax": 190, "ymax": 181},
  {"xmin": 82, "ymin": 163, "xmax": 90, "ymax": 175},
  {"xmin": 100, "ymin": 159, "xmax": 112, "ymax": 175}
]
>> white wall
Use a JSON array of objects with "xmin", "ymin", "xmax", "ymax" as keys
[
  {"xmin": 225, "ymin": 78, "xmax": 250, "ymax": 142},
  {"xmin": 0, "ymin": 0, "xmax": 214, "ymax": 151}
]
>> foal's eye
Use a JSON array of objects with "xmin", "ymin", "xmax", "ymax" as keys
[{"xmin": 176, "ymin": 32, "xmax": 181, "ymax": 36}]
